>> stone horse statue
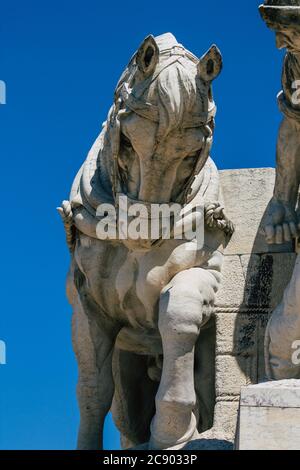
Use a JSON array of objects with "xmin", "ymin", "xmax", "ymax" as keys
[{"xmin": 58, "ymin": 33, "xmax": 234, "ymax": 450}]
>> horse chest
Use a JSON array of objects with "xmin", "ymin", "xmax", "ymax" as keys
[
  {"xmin": 75, "ymin": 235, "xmax": 212, "ymax": 329},
  {"xmin": 114, "ymin": 251, "xmax": 169, "ymax": 329},
  {"xmin": 75, "ymin": 236, "xmax": 170, "ymax": 328}
]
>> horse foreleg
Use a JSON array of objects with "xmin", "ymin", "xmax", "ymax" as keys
[{"xmin": 150, "ymin": 268, "xmax": 219, "ymax": 450}]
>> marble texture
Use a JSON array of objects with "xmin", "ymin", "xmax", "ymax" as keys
[
  {"xmin": 199, "ymin": 169, "xmax": 296, "ymax": 447},
  {"xmin": 237, "ymin": 380, "xmax": 300, "ymax": 450},
  {"xmin": 67, "ymin": 166, "xmax": 296, "ymax": 450},
  {"xmin": 59, "ymin": 32, "xmax": 233, "ymax": 451},
  {"xmin": 240, "ymin": 379, "xmax": 300, "ymax": 407},
  {"xmin": 259, "ymin": 0, "xmax": 300, "ymax": 381}
]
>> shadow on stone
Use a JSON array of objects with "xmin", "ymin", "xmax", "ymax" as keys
[
  {"xmin": 181, "ymin": 438, "xmax": 233, "ymax": 451},
  {"xmin": 132, "ymin": 438, "xmax": 233, "ymax": 451}
]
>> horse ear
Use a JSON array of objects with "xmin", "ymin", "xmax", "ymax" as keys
[
  {"xmin": 136, "ymin": 35, "xmax": 159, "ymax": 75},
  {"xmin": 198, "ymin": 45, "xmax": 223, "ymax": 82}
]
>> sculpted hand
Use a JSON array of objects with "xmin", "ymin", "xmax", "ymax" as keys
[
  {"xmin": 204, "ymin": 202, "xmax": 234, "ymax": 236},
  {"xmin": 57, "ymin": 200, "xmax": 73, "ymax": 224},
  {"xmin": 264, "ymin": 197, "xmax": 299, "ymax": 244},
  {"xmin": 57, "ymin": 200, "xmax": 75, "ymax": 252}
]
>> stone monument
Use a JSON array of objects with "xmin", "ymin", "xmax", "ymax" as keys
[
  {"xmin": 58, "ymin": 33, "xmax": 234, "ymax": 450},
  {"xmin": 58, "ymin": 8, "xmax": 300, "ymax": 449},
  {"xmin": 259, "ymin": 0, "xmax": 300, "ymax": 381},
  {"xmin": 235, "ymin": 0, "xmax": 300, "ymax": 450}
]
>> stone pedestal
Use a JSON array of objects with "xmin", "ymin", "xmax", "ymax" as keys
[
  {"xmin": 237, "ymin": 380, "xmax": 300, "ymax": 450},
  {"xmin": 209, "ymin": 168, "xmax": 296, "ymax": 447}
]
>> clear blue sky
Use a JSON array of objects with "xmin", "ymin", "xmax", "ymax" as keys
[{"xmin": 0, "ymin": 0, "xmax": 284, "ymax": 450}]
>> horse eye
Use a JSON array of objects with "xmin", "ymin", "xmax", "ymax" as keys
[{"xmin": 185, "ymin": 150, "xmax": 200, "ymax": 160}]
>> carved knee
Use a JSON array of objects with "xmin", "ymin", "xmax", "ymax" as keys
[{"xmin": 158, "ymin": 286, "xmax": 203, "ymax": 340}]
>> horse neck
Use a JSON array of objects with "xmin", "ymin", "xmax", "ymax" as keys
[{"xmin": 98, "ymin": 126, "xmax": 116, "ymax": 199}]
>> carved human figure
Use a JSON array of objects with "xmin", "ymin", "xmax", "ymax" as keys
[
  {"xmin": 58, "ymin": 33, "xmax": 233, "ymax": 449},
  {"xmin": 259, "ymin": 1, "xmax": 300, "ymax": 379}
]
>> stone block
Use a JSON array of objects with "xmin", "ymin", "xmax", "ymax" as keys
[
  {"xmin": 216, "ymin": 253, "xmax": 296, "ymax": 309},
  {"xmin": 215, "ymin": 355, "xmax": 248, "ymax": 398},
  {"xmin": 213, "ymin": 401, "xmax": 240, "ymax": 442},
  {"xmin": 216, "ymin": 312, "xmax": 259, "ymax": 356},
  {"xmin": 216, "ymin": 255, "xmax": 253, "ymax": 307},
  {"xmin": 237, "ymin": 380, "xmax": 300, "ymax": 450},
  {"xmin": 220, "ymin": 168, "xmax": 293, "ymax": 255}
]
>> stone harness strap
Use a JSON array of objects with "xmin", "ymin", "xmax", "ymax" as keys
[{"xmin": 111, "ymin": 46, "xmax": 216, "ymax": 205}]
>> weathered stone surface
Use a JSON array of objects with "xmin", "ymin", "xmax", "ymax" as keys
[
  {"xmin": 220, "ymin": 168, "xmax": 293, "ymax": 256},
  {"xmin": 215, "ymin": 356, "xmax": 248, "ymax": 397},
  {"xmin": 259, "ymin": 0, "xmax": 300, "ymax": 381},
  {"xmin": 61, "ymin": 32, "xmax": 233, "ymax": 451},
  {"xmin": 257, "ymin": 316, "xmax": 271, "ymax": 382},
  {"xmin": 216, "ymin": 255, "xmax": 249, "ymax": 307},
  {"xmin": 241, "ymin": 379, "xmax": 300, "ymax": 408},
  {"xmin": 239, "ymin": 407, "xmax": 300, "ymax": 450},
  {"xmin": 215, "ymin": 312, "xmax": 260, "ymax": 356},
  {"xmin": 213, "ymin": 401, "xmax": 240, "ymax": 441},
  {"xmin": 211, "ymin": 248, "xmax": 295, "ymax": 448},
  {"xmin": 237, "ymin": 380, "xmax": 300, "ymax": 450},
  {"xmin": 268, "ymin": 253, "xmax": 297, "ymax": 307},
  {"xmin": 182, "ymin": 401, "xmax": 239, "ymax": 448},
  {"xmin": 216, "ymin": 253, "xmax": 295, "ymax": 308}
]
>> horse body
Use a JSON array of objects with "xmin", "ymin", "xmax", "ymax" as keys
[
  {"xmin": 72, "ymin": 212, "xmax": 223, "ymax": 332},
  {"xmin": 60, "ymin": 33, "xmax": 233, "ymax": 449}
]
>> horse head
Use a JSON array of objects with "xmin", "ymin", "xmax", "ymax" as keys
[{"xmin": 108, "ymin": 32, "xmax": 223, "ymax": 206}]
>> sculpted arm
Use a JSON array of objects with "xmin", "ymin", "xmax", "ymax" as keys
[
  {"xmin": 261, "ymin": 17, "xmax": 300, "ymax": 244},
  {"xmin": 265, "ymin": 117, "xmax": 300, "ymax": 244},
  {"xmin": 274, "ymin": 117, "xmax": 300, "ymax": 206}
]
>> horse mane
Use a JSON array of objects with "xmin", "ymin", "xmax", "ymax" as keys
[
  {"xmin": 114, "ymin": 53, "xmax": 201, "ymax": 140},
  {"xmin": 153, "ymin": 60, "xmax": 199, "ymax": 140}
]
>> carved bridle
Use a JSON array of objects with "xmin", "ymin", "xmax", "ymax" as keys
[{"xmin": 110, "ymin": 44, "xmax": 217, "ymax": 207}]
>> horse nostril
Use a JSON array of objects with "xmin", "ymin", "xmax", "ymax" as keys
[{"xmin": 144, "ymin": 46, "xmax": 155, "ymax": 68}]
